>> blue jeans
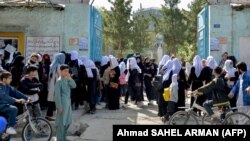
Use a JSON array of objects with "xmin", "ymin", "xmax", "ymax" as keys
[
  {"xmin": 0, "ymin": 104, "xmax": 18, "ymax": 127},
  {"xmin": 203, "ymin": 100, "xmax": 214, "ymax": 116}
]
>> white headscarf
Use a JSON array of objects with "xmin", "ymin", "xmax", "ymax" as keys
[
  {"xmin": 119, "ymin": 62, "xmax": 126, "ymax": 74},
  {"xmin": 110, "ymin": 57, "xmax": 119, "ymax": 69},
  {"xmin": 129, "ymin": 57, "xmax": 141, "ymax": 72},
  {"xmin": 172, "ymin": 58, "xmax": 182, "ymax": 74},
  {"xmin": 109, "ymin": 55, "xmax": 114, "ymax": 59},
  {"xmin": 126, "ymin": 57, "xmax": 141, "ymax": 82},
  {"xmin": 223, "ymin": 60, "xmax": 236, "ymax": 77},
  {"xmin": 193, "ymin": 55, "xmax": 202, "ymax": 77},
  {"xmin": 159, "ymin": 55, "xmax": 170, "ymax": 67},
  {"xmin": 206, "ymin": 56, "xmax": 217, "ymax": 70},
  {"xmin": 162, "ymin": 60, "xmax": 173, "ymax": 82},
  {"xmin": 70, "ymin": 50, "xmax": 78, "ymax": 61},
  {"xmin": 101, "ymin": 56, "xmax": 109, "ymax": 66},
  {"xmin": 82, "ymin": 58, "xmax": 96, "ymax": 78},
  {"xmin": 172, "ymin": 74, "xmax": 178, "ymax": 84},
  {"xmin": 185, "ymin": 62, "xmax": 191, "ymax": 77}
]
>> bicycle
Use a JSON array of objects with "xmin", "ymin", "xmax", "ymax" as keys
[
  {"xmin": 168, "ymin": 94, "xmax": 250, "ymax": 125},
  {"xmin": 1, "ymin": 102, "xmax": 52, "ymax": 141}
]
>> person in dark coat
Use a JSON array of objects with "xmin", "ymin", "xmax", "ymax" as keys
[
  {"xmin": 199, "ymin": 59, "xmax": 213, "ymax": 101},
  {"xmin": 136, "ymin": 55, "xmax": 144, "ymax": 101},
  {"xmin": 39, "ymin": 54, "xmax": 51, "ymax": 109},
  {"xmin": 10, "ymin": 55, "xmax": 25, "ymax": 89},
  {"xmin": 108, "ymin": 57, "xmax": 120, "ymax": 110},
  {"xmin": 68, "ymin": 51, "xmax": 81, "ymax": 110},
  {"xmin": 143, "ymin": 57, "xmax": 155, "ymax": 105}
]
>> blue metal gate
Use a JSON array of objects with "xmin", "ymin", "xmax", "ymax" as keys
[
  {"xmin": 90, "ymin": 6, "xmax": 103, "ymax": 62},
  {"xmin": 197, "ymin": 6, "xmax": 209, "ymax": 59}
]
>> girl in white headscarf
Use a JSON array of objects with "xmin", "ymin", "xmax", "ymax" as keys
[
  {"xmin": 108, "ymin": 57, "xmax": 121, "ymax": 110},
  {"xmin": 193, "ymin": 55, "xmax": 202, "ymax": 78},
  {"xmin": 69, "ymin": 51, "xmax": 82, "ymax": 110},
  {"xmin": 162, "ymin": 60, "xmax": 173, "ymax": 82},
  {"xmin": 200, "ymin": 58, "xmax": 213, "ymax": 85},
  {"xmin": 158, "ymin": 55, "xmax": 170, "ymax": 74},
  {"xmin": 100, "ymin": 56, "xmax": 111, "ymax": 103},
  {"xmin": 162, "ymin": 74, "xmax": 179, "ymax": 122},
  {"xmin": 82, "ymin": 59, "xmax": 98, "ymax": 78},
  {"xmin": 172, "ymin": 58, "xmax": 187, "ymax": 110},
  {"xmin": 222, "ymin": 60, "xmax": 238, "ymax": 108},
  {"xmin": 158, "ymin": 60, "xmax": 173, "ymax": 117},
  {"xmin": 47, "ymin": 53, "xmax": 65, "ymax": 120},
  {"xmin": 172, "ymin": 58, "xmax": 182, "ymax": 75},
  {"xmin": 125, "ymin": 57, "xmax": 143, "ymax": 107},
  {"xmin": 188, "ymin": 55, "xmax": 204, "ymax": 111},
  {"xmin": 81, "ymin": 57, "xmax": 99, "ymax": 113},
  {"xmin": 223, "ymin": 60, "xmax": 237, "ymax": 88},
  {"xmin": 207, "ymin": 56, "xmax": 218, "ymax": 70}
]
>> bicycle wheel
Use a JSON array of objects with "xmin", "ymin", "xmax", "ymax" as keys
[
  {"xmin": 223, "ymin": 112, "xmax": 250, "ymax": 125},
  {"xmin": 169, "ymin": 111, "xmax": 199, "ymax": 125},
  {"xmin": 22, "ymin": 118, "xmax": 52, "ymax": 141}
]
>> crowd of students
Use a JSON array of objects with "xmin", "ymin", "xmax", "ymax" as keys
[{"xmin": 0, "ymin": 50, "xmax": 250, "ymax": 139}]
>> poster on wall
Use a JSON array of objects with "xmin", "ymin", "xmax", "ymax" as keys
[
  {"xmin": 79, "ymin": 37, "xmax": 88, "ymax": 51},
  {"xmin": 0, "ymin": 38, "xmax": 18, "ymax": 63},
  {"xmin": 5, "ymin": 44, "xmax": 17, "ymax": 53},
  {"xmin": 210, "ymin": 37, "xmax": 219, "ymax": 51},
  {"xmin": 26, "ymin": 37, "xmax": 60, "ymax": 61}
]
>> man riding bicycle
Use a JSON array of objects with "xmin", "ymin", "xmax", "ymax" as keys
[
  {"xmin": 0, "ymin": 71, "xmax": 30, "ymax": 135},
  {"xmin": 192, "ymin": 67, "xmax": 230, "ymax": 121}
]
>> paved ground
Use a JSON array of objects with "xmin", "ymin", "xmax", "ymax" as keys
[{"xmin": 10, "ymin": 98, "xmax": 162, "ymax": 141}]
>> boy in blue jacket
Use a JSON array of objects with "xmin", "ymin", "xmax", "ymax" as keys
[{"xmin": 0, "ymin": 71, "xmax": 29, "ymax": 135}]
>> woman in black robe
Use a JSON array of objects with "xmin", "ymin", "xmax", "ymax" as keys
[
  {"xmin": 188, "ymin": 55, "xmax": 203, "ymax": 109},
  {"xmin": 199, "ymin": 59, "xmax": 213, "ymax": 101},
  {"xmin": 172, "ymin": 58, "xmax": 188, "ymax": 111},
  {"xmin": 82, "ymin": 58, "xmax": 98, "ymax": 114},
  {"xmin": 126, "ymin": 57, "xmax": 143, "ymax": 107},
  {"xmin": 158, "ymin": 60, "xmax": 173, "ymax": 117},
  {"xmin": 108, "ymin": 57, "xmax": 121, "ymax": 110}
]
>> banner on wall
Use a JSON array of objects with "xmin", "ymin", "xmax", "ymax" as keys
[{"xmin": 26, "ymin": 36, "xmax": 60, "ymax": 61}]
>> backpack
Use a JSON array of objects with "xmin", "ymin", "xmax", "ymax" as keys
[{"xmin": 163, "ymin": 87, "xmax": 170, "ymax": 102}]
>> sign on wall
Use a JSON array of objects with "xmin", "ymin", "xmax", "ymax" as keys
[
  {"xmin": 26, "ymin": 36, "xmax": 60, "ymax": 60},
  {"xmin": 210, "ymin": 37, "xmax": 228, "ymax": 51}
]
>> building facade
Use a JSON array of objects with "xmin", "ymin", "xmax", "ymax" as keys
[
  {"xmin": 0, "ymin": 0, "xmax": 102, "ymax": 62},
  {"xmin": 198, "ymin": 0, "xmax": 250, "ymax": 65}
]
